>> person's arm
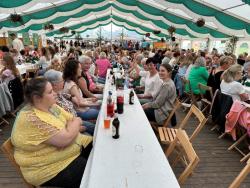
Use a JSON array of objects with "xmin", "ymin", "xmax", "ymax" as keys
[
  {"xmin": 138, "ymin": 93, "xmax": 152, "ymax": 99},
  {"xmin": 202, "ymin": 67, "xmax": 209, "ymax": 80},
  {"xmin": 78, "ymin": 77, "xmax": 96, "ymax": 98},
  {"xmin": 143, "ymin": 84, "xmax": 169, "ymax": 109},
  {"xmin": 45, "ymin": 117, "xmax": 82, "ymax": 148},
  {"xmin": 69, "ymin": 85, "xmax": 82, "ymax": 107},
  {"xmin": 240, "ymin": 93, "xmax": 249, "ymax": 101},
  {"xmin": 235, "ymin": 82, "xmax": 249, "ymax": 101}
]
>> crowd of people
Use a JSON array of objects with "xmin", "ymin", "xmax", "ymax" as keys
[{"xmin": 1, "ymin": 38, "xmax": 250, "ymax": 187}]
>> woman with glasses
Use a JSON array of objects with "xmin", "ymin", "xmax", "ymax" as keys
[{"xmin": 220, "ymin": 64, "xmax": 248, "ymax": 101}]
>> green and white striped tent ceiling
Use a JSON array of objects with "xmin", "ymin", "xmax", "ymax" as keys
[{"xmin": 0, "ymin": 0, "xmax": 250, "ymax": 40}]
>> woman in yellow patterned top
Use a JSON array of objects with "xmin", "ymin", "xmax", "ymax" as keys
[{"xmin": 11, "ymin": 78, "xmax": 92, "ymax": 188}]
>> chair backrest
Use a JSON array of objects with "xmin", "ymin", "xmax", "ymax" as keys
[
  {"xmin": 182, "ymin": 78, "xmax": 191, "ymax": 93},
  {"xmin": 198, "ymin": 83, "xmax": 213, "ymax": 102},
  {"xmin": 210, "ymin": 89, "xmax": 233, "ymax": 132},
  {"xmin": 26, "ymin": 68, "xmax": 38, "ymax": 79},
  {"xmin": 229, "ymin": 158, "xmax": 250, "ymax": 188},
  {"xmin": 1, "ymin": 138, "xmax": 35, "ymax": 188},
  {"xmin": 209, "ymin": 89, "xmax": 220, "ymax": 115},
  {"xmin": 8, "ymin": 77, "xmax": 24, "ymax": 109},
  {"xmin": 163, "ymin": 98, "xmax": 181, "ymax": 127},
  {"xmin": 166, "ymin": 130, "xmax": 199, "ymax": 185},
  {"xmin": 178, "ymin": 104, "xmax": 207, "ymax": 142},
  {"xmin": 182, "ymin": 78, "xmax": 197, "ymax": 105}
]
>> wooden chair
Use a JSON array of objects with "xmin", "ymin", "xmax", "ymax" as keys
[
  {"xmin": 181, "ymin": 78, "xmax": 197, "ymax": 106},
  {"xmin": 218, "ymin": 103, "xmax": 250, "ymax": 162},
  {"xmin": 1, "ymin": 138, "xmax": 35, "ymax": 188},
  {"xmin": 158, "ymin": 104, "xmax": 207, "ymax": 144},
  {"xmin": 165, "ymin": 130, "xmax": 200, "ymax": 185},
  {"xmin": 150, "ymin": 99, "xmax": 182, "ymax": 132},
  {"xmin": 198, "ymin": 83, "xmax": 213, "ymax": 114},
  {"xmin": 229, "ymin": 158, "xmax": 250, "ymax": 188},
  {"xmin": 227, "ymin": 129, "xmax": 250, "ymax": 163},
  {"xmin": 162, "ymin": 99, "xmax": 182, "ymax": 128},
  {"xmin": 0, "ymin": 116, "xmax": 9, "ymax": 126}
]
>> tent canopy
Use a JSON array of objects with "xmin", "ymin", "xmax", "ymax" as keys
[{"xmin": 0, "ymin": 0, "xmax": 250, "ymax": 39}]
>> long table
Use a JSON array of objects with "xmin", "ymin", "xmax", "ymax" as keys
[{"xmin": 80, "ymin": 72, "xmax": 180, "ymax": 188}]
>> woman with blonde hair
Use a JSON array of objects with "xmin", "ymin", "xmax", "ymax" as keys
[
  {"xmin": 0, "ymin": 54, "xmax": 20, "ymax": 84},
  {"xmin": 220, "ymin": 64, "xmax": 248, "ymax": 101}
]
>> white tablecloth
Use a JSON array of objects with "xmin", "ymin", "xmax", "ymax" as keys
[
  {"xmin": 16, "ymin": 63, "xmax": 39, "ymax": 75},
  {"xmin": 80, "ymin": 72, "xmax": 180, "ymax": 188}
]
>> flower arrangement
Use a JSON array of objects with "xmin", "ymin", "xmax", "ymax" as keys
[{"xmin": 25, "ymin": 52, "xmax": 39, "ymax": 64}]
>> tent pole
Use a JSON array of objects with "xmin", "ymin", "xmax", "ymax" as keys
[{"xmin": 111, "ymin": 22, "xmax": 113, "ymax": 52}]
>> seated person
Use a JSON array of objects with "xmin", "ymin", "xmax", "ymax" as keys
[
  {"xmin": 44, "ymin": 69, "xmax": 95, "ymax": 135},
  {"xmin": 220, "ymin": 64, "xmax": 248, "ymax": 101},
  {"xmin": 187, "ymin": 57, "xmax": 209, "ymax": 95},
  {"xmin": 78, "ymin": 55, "xmax": 103, "ymax": 98},
  {"xmin": 63, "ymin": 59, "xmax": 100, "ymax": 121},
  {"xmin": 143, "ymin": 63, "xmax": 176, "ymax": 125},
  {"xmin": 137, "ymin": 57, "xmax": 162, "ymax": 104},
  {"xmin": 0, "ymin": 54, "xmax": 20, "ymax": 84},
  {"xmin": 11, "ymin": 78, "xmax": 92, "ymax": 188}
]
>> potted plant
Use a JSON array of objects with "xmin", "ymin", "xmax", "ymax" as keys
[
  {"xmin": 153, "ymin": 30, "xmax": 161, "ymax": 35},
  {"xmin": 9, "ymin": 13, "xmax": 23, "ymax": 24},
  {"xmin": 196, "ymin": 18, "xmax": 205, "ymax": 27},
  {"xmin": 167, "ymin": 26, "xmax": 176, "ymax": 36}
]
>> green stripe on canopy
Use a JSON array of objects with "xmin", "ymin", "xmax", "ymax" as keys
[
  {"xmin": 164, "ymin": 0, "xmax": 250, "ymax": 32},
  {"xmin": 55, "ymin": 21, "xmax": 160, "ymax": 41},
  {"xmin": 0, "ymin": 0, "xmax": 248, "ymax": 38},
  {"xmin": 0, "ymin": 0, "xmax": 104, "ymax": 27},
  {"xmin": 13, "ymin": 2, "xmax": 227, "ymax": 38},
  {"xmin": 0, "ymin": 0, "xmax": 30, "ymax": 8},
  {"xmin": 242, "ymin": 0, "xmax": 250, "ymax": 5},
  {"xmin": 46, "ymin": 16, "xmax": 164, "ymax": 40}
]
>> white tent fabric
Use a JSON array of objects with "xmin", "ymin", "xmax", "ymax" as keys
[{"xmin": 0, "ymin": 0, "xmax": 250, "ymax": 39}]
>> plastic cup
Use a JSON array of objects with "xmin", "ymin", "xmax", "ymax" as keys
[{"xmin": 104, "ymin": 117, "xmax": 111, "ymax": 129}]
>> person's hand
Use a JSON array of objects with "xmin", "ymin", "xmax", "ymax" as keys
[
  {"xmin": 137, "ymin": 94, "xmax": 145, "ymax": 99},
  {"xmin": 73, "ymin": 117, "xmax": 82, "ymax": 125},
  {"xmin": 66, "ymin": 117, "xmax": 82, "ymax": 131},
  {"xmin": 79, "ymin": 126, "xmax": 86, "ymax": 133},
  {"xmin": 90, "ymin": 97, "xmax": 98, "ymax": 102},
  {"xmin": 142, "ymin": 103, "xmax": 149, "ymax": 109}
]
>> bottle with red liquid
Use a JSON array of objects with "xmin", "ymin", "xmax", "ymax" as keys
[
  {"xmin": 116, "ymin": 90, "xmax": 124, "ymax": 114},
  {"xmin": 107, "ymin": 91, "xmax": 114, "ymax": 117}
]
